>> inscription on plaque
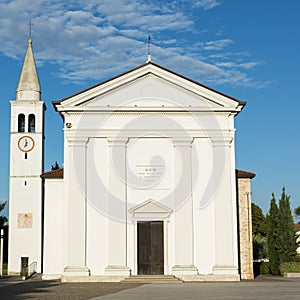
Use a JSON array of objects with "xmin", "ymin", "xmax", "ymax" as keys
[
  {"xmin": 136, "ymin": 165, "xmax": 165, "ymax": 183},
  {"xmin": 17, "ymin": 213, "xmax": 33, "ymax": 229}
]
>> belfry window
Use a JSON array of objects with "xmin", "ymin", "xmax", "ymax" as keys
[
  {"xmin": 28, "ymin": 114, "xmax": 35, "ymax": 133},
  {"xmin": 18, "ymin": 114, "xmax": 25, "ymax": 132}
]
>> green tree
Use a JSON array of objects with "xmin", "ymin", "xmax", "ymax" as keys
[
  {"xmin": 277, "ymin": 187, "xmax": 298, "ymax": 264},
  {"xmin": 252, "ymin": 203, "xmax": 267, "ymax": 236},
  {"xmin": 252, "ymin": 203, "xmax": 268, "ymax": 260},
  {"xmin": 0, "ymin": 201, "xmax": 8, "ymax": 228},
  {"xmin": 267, "ymin": 193, "xmax": 280, "ymax": 274},
  {"xmin": 253, "ymin": 234, "xmax": 268, "ymax": 260},
  {"xmin": 294, "ymin": 206, "xmax": 300, "ymax": 223},
  {"xmin": 51, "ymin": 161, "xmax": 60, "ymax": 170}
]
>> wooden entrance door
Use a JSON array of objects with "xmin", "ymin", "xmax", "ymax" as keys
[{"xmin": 138, "ymin": 221, "xmax": 164, "ymax": 275}]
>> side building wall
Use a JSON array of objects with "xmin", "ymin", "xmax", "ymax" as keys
[
  {"xmin": 41, "ymin": 169, "xmax": 65, "ymax": 279},
  {"xmin": 236, "ymin": 170, "xmax": 255, "ymax": 280}
]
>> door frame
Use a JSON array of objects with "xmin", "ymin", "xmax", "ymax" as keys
[{"xmin": 129, "ymin": 199, "xmax": 172, "ymax": 275}]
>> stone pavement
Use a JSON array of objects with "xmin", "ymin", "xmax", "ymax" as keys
[
  {"xmin": 0, "ymin": 275, "xmax": 141, "ymax": 300},
  {"xmin": 0, "ymin": 276, "xmax": 300, "ymax": 300},
  {"xmin": 0, "ymin": 276, "xmax": 24, "ymax": 289},
  {"xmin": 93, "ymin": 277, "xmax": 300, "ymax": 300}
]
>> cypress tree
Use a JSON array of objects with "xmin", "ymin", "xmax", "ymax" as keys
[
  {"xmin": 267, "ymin": 194, "xmax": 280, "ymax": 274},
  {"xmin": 277, "ymin": 187, "xmax": 297, "ymax": 263}
]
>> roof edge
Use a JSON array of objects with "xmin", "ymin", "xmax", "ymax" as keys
[
  {"xmin": 41, "ymin": 168, "xmax": 64, "ymax": 179},
  {"xmin": 53, "ymin": 61, "xmax": 246, "ymax": 107}
]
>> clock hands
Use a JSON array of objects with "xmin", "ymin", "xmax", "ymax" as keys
[{"xmin": 18, "ymin": 136, "xmax": 34, "ymax": 152}]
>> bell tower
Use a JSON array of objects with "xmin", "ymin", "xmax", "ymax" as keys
[{"xmin": 8, "ymin": 37, "xmax": 46, "ymax": 274}]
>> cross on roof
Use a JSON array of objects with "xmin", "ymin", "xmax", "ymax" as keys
[
  {"xmin": 28, "ymin": 20, "xmax": 33, "ymax": 38},
  {"xmin": 147, "ymin": 35, "xmax": 152, "ymax": 62}
]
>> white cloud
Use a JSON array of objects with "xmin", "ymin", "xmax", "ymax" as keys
[
  {"xmin": 0, "ymin": 0, "xmax": 262, "ymax": 87},
  {"xmin": 203, "ymin": 39, "xmax": 234, "ymax": 51},
  {"xmin": 216, "ymin": 61, "xmax": 258, "ymax": 70},
  {"xmin": 192, "ymin": 0, "xmax": 222, "ymax": 10},
  {"xmin": 239, "ymin": 62, "xmax": 259, "ymax": 69}
]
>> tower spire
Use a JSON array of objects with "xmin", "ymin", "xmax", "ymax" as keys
[{"xmin": 16, "ymin": 35, "xmax": 41, "ymax": 101}]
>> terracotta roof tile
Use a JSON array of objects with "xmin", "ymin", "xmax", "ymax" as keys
[
  {"xmin": 41, "ymin": 168, "xmax": 64, "ymax": 179},
  {"xmin": 295, "ymin": 223, "xmax": 300, "ymax": 232},
  {"xmin": 236, "ymin": 169, "xmax": 256, "ymax": 179}
]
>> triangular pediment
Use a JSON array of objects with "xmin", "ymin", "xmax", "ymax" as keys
[
  {"xmin": 129, "ymin": 199, "xmax": 173, "ymax": 220},
  {"xmin": 53, "ymin": 62, "xmax": 245, "ymax": 114},
  {"xmin": 129, "ymin": 199, "xmax": 173, "ymax": 214}
]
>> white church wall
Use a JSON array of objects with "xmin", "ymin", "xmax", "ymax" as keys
[
  {"xmin": 62, "ymin": 133, "xmax": 89, "ymax": 275},
  {"xmin": 192, "ymin": 138, "xmax": 215, "ymax": 274},
  {"xmin": 43, "ymin": 179, "xmax": 65, "ymax": 279},
  {"xmin": 86, "ymin": 138, "xmax": 109, "ymax": 275},
  {"xmin": 127, "ymin": 138, "xmax": 174, "ymax": 208},
  {"xmin": 52, "ymin": 63, "xmax": 243, "ymax": 280},
  {"xmin": 86, "ymin": 202, "xmax": 108, "ymax": 275},
  {"xmin": 126, "ymin": 137, "xmax": 175, "ymax": 274},
  {"xmin": 211, "ymin": 139, "xmax": 239, "ymax": 274},
  {"xmin": 167, "ymin": 213, "xmax": 175, "ymax": 274},
  {"xmin": 61, "ymin": 109, "xmax": 237, "ymax": 277}
]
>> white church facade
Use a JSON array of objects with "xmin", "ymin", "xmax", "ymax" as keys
[{"xmin": 8, "ymin": 38, "xmax": 255, "ymax": 282}]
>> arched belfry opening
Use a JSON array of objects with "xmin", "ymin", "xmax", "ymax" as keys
[
  {"xmin": 18, "ymin": 114, "xmax": 25, "ymax": 132},
  {"xmin": 28, "ymin": 114, "xmax": 35, "ymax": 132}
]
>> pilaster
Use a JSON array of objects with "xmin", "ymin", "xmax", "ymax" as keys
[
  {"xmin": 105, "ymin": 137, "xmax": 131, "ymax": 276},
  {"xmin": 63, "ymin": 137, "xmax": 90, "ymax": 277},
  {"xmin": 172, "ymin": 137, "xmax": 197, "ymax": 276},
  {"xmin": 211, "ymin": 137, "xmax": 239, "ymax": 276}
]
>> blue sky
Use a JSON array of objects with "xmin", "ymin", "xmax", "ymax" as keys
[{"xmin": 0, "ymin": 0, "xmax": 299, "ymax": 217}]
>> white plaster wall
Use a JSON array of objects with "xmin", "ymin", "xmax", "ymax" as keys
[
  {"xmin": 43, "ymin": 179, "xmax": 65, "ymax": 276},
  {"xmin": 65, "ymin": 113, "xmax": 231, "ymax": 133},
  {"xmin": 9, "ymin": 100, "xmax": 44, "ymax": 274},
  {"xmin": 86, "ymin": 138, "xmax": 109, "ymax": 275},
  {"xmin": 168, "ymin": 213, "xmax": 175, "ymax": 274},
  {"xmin": 10, "ymin": 101, "xmax": 44, "ymax": 133},
  {"xmin": 62, "ymin": 112, "xmax": 237, "ymax": 276},
  {"xmin": 63, "ymin": 137, "xmax": 88, "ymax": 269},
  {"xmin": 8, "ymin": 178, "xmax": 42, "ymax": 273},
  {"xmin": 10, "ymin": 134, "xmax": 43, "ymax": 177},
  {"xmin": 126, "ymin": 137, "xmax": 175, "ymax": 274},
  {"xmin": 193, "ymin": 138, "xmax": 215, "ymax": 273},
  {"xmin": 59, "ymin": 71, "xmax": 239, "ymax": 277},
  {"xmin": 212, "ymin": 141, "xmax": 239, "ymax": 273},
  {"xmin": 127, "ymin": 138, "xmax": 174, "ymax": 208}
]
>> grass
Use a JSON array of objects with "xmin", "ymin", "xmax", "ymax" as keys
[{"xmin": 2, "ymin": 263, "xmax": 8, "ymax": 275}]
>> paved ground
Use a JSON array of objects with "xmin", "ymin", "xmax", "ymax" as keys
[
  {"xmin": 0, "ymin": 276, "xmax": 141, "ymax": 300},
  {"xmin": 1, "ymin": 276, "xmax": 300, "ymax": 300}
]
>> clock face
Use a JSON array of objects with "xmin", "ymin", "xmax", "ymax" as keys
[{"xmin": 18, "ymin": 136, "xmax": 35, "ymax": 152}]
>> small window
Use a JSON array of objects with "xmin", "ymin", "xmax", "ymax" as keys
[
  {"xmin": 18, "ymin": 114, "xmax": 25, "ymax": 132},
  {"xmin": 28, "ymin": 114, "xmax": 35, "ymax": 133}
]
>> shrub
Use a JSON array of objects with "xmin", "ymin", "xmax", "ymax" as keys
[
  {"xmin": 279, "ymin": 262, "xmax": 300, "ymax": 274},
  {"xmin": 260, "ymin": 261, "xmax": 270, "ymax": 275}
]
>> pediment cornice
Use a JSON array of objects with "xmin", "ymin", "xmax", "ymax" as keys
[{"xmin": 53, "ymin": 62, "xmax": 245, "ymax": 114}]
